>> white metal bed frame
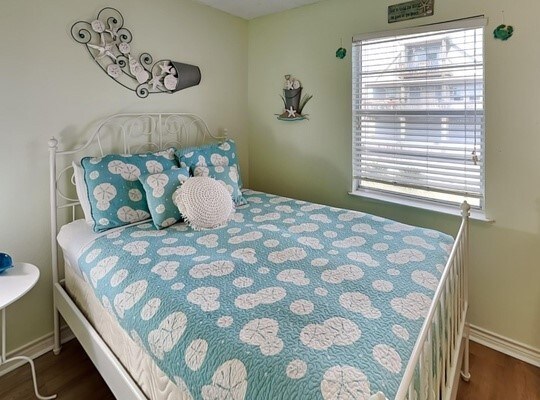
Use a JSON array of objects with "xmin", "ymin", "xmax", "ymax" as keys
[{"xmin": 49, "ymin": 113, "xmax": 471, "ymax": 400}]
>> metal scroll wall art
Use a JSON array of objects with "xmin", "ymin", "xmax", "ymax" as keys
[
  {"xmin": 71, "ymin": 8, "xmax": 201, "ymax": 98},
  {"xmin": 277, "ymin": 75, "xmax": 313, "ymax": 121}
]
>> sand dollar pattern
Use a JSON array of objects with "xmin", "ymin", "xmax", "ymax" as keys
[
  {"xmin": 193, "ymin": 165, "xmax": 247, "ymax": 205},
  {"xmin": 373, "ymin": 344, "xmax": 402, "ymax": 374},
  {"xmin": 300, "ymin": 317, "xmax": 361, "ymax": 350},
  {"xmin": 390, "ymin": 292, "xmax": 432, "ymax": 320},
  {"xmin": 140, "ymin": 298, "xmax": 161, "ymax": 321},
  {"xmin": 76, "ymin": 189, "xmax": 453, "ymax": 399},
  {"xmin": 201, "ymin": 359, "xmax": 247, "ymax": 400},
  {"xmin": 81, "ymin": 150, "xmax": 177, "ymax": 232},
  {"xmin": 239, "ymin": 318, "xmax": 284, "ymax": 356},
  {"xmin": 185, "ymin": 339, "xmax": 208, "ymax": 371},
  {"xmin": 235, "ymin": 287, "xmax": 286, "ymax": 310},
  {"xmin": 148, "ymin": 312, "xmax": 187, "ymax": 360},
  {"xmin": 89, "ymin": 256, "xmax": 119, "ymax": 287},
  {"xmin": 321, "ymin": 365, "xmax": 371, "ymax": 400},
  {"xmin": 286, "ymin": 359, "xmax": 308, "ymax": 379},
  {"xmin": 392, "ymin": 325, "xmax": 410, "ymax": 341},
  {"xmin": 139, "ymin": 167, "xmax": 190, "ymax": 229},
  {"xmin": 176, "ymin": 139, "xmax": 244, "ymax": 188},
  {"xmin": 290, "ymin": 299, "xmax": 314, "ymax": 315},
  {"xmin": 187, "ymin": 287, "xmax": 220, "ymax": 312},
  {"xmin": 113, "ymin": 280, "xmax": 148, "ymax": 318},
  {"xmin": 411, "ymin": 270, "xmax": 439, "ymax": 291}
]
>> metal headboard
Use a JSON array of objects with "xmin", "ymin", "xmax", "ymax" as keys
[
  {"xmin": 48, "ymin": 113, "xmax": 226, "ymax": 351},
  {"xmin": 49, "ymin": 113, "xmax": 225, "ymax": 215}
]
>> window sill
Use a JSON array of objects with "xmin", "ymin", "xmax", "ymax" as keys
[{"xmin": 349, "ymin": 189, "xmax": 494, "ymax": 222}]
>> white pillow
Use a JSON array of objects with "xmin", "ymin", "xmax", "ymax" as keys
[
  {"xmin": 72, "ymin": 161, "xmax": 94, "ymax": 225},
  {"xmin": 173, "ymin": 177, "xmax": 234, "ymax": 230}
]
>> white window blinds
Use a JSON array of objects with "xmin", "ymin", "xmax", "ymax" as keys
[{"xmin": 352, "ymin": 18, "xmax": 486, "ymax": 208}]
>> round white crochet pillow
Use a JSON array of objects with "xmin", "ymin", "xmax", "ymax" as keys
[{"xmin": 173, "ymin": 177, "xmax": 234, "ymax": 230}]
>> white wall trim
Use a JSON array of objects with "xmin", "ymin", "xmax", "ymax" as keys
[
  {"xmin": 469, "ymin": 324, "xmax": 540, "ymax": 368},
  {"xmin": 0, "ymin": 326, "xmax": 74, "ymax": 377}
]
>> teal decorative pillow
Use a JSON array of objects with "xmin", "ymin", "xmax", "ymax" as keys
[
  {"xmin": 81, "ymin": 149, "xmax": 178, "ymax": 232},
  {"xmin": 175, "ymin": 139, "xmax": 243, "ymax": 188},
  {"xmin": 139, "ymin": 167, "xmax": 190, "ymax": 229},
  {"xmin": 193, "ymin": 165, "xmax": 247, "ymax": 206}
]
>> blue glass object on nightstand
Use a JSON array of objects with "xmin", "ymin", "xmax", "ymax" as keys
[{"xmin": 0, "ymin": 253, "xmax": 13, "ymax": 273}]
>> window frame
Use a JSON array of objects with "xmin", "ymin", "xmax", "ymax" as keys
[{"xmin": 351, "ymin": 17, "xmax": 488, "ymax": 219}]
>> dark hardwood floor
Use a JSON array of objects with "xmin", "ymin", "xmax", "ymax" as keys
[
  {"xmin": 0, "ymin": 340, "xmax": 538, "ymax": 399},
  {"xmin": 457, "ymin": 341, "xmax": 540, "ymax": 400},
  {"xmin": 0, "ymin": 340, "xmax": 114, "ymax": 400}
]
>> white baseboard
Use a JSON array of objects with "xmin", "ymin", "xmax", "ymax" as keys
[
  {"xmin": 469, "ymin": 324, "xmax": 540, "ymax": 368},
  {"xmin": 0, "ymin": 326, "xmax": 75, "ymax": 377}
]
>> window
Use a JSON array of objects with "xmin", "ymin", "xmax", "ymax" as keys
[
  {"xmin": 405, "ymin": 41, "xmax": 442, "ymax": 68},
  {"xmin": 352, "ymin": 18, "xmax": 486, "ymax": 210}
]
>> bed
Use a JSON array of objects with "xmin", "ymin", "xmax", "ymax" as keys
[{"xmin": 49, "ymin": 113, "xmax": 471, "ymax": 400}]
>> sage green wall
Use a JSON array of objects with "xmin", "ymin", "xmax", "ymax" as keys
[
  {"xmin": 2, "ymin": 0, "xmax": 539, "ymax": 360},
  {"xmin": 248, "ymin": 0, "xmax": 540, "ymax": 350},
  {"xmin": 0, "ymin": 0, "xmax": 247, "ymax": 352}
]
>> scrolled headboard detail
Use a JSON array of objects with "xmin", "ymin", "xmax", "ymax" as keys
[
  {"xmin": 49, "ymin": 113, "xmax": 225, "ymax": 212},
  {"xmin": 48, "ymin": 113, "xmax": 226, "ymax": 282}
]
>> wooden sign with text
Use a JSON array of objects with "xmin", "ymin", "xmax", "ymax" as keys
[{"xmin": 388, "ymin": 0, "xmax": 434, "ymax": 23}]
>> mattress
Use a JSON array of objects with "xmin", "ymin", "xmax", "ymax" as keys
[
  {"xmin": 65, "ymin": 264, "xmax": 187, "ymax": 399},
  {"xmin": 61, "ymin": 189, "xmax": 453, "ymax": 400},
  {"xmin": 58, "ymin": 219, "xmax": 150, "ymax": 278}
]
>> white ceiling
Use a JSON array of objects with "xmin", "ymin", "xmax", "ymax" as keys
[{"xmin": 194, "ymin": 0, "xmax": 325, "ymax": 20}]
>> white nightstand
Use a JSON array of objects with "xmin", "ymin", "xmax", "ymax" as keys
[{"xmin": 0, "ymin": 262, "xmax": 56, "ymax": 399}]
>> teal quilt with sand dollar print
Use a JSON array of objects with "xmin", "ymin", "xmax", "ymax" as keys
[{"xmin": 77, "ymin": 190, "xmax": 453, "ymax": 400}]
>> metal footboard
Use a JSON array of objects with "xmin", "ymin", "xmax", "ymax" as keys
[{"xmin": 395, "ymin": 202, "xmax": 470, "ymax": 400}]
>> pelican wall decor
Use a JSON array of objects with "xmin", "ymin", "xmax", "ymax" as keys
[{"xmin": 71, "ymin": 8, "xmax": 201, "ymax": 98}]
